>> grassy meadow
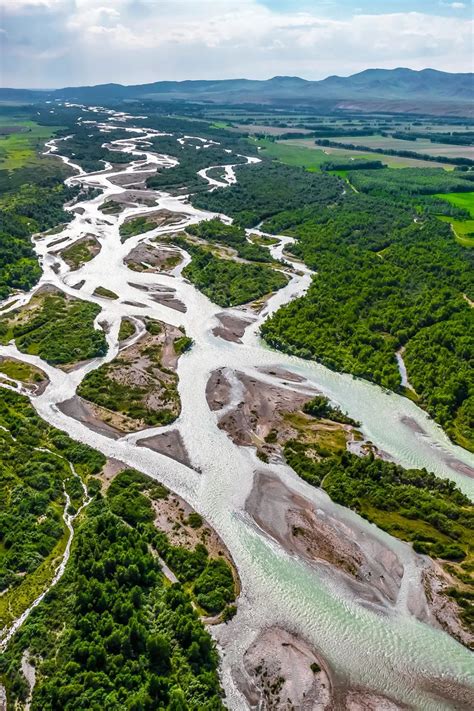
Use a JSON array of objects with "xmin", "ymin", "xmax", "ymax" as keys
[
  {"xmin": 436, "ymin": 191, "xmax": 474, "ymax": 246},
  {"xmin": 252, "ymin": 137, "xmax": 456, "ymax": 171},
  {"xmin": 0, "ymin": 118, "xmax": 61, "ymax": 170},
  {"xmin": 250, "ymin": 137, "xmax": 382, "ymax": 172}
]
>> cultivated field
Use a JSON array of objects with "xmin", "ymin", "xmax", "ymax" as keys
[
  {"xmin": 282, "ymin": 138, "xmax": 455, "ymax": 169},
  {"xmin": 327, "ymin": 134, "xmax": 474, "ymax": 160},
  {"xmin": 233, "ymin": 123, "xmax": 313, "ymax": 135},
  {"xmin": 250, "ymin": 138, "xmax": 341, "ymax": 170}
]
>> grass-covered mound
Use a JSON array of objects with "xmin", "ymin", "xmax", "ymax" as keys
[
  {"xmin": 119, "ymin": 215, "xmax": 156, "ymax": 241},
  {"xmin": 60, "ymin": 237, "xmax": 99, "ymax": 270},
  {"xmin": 93, "ymin": 286, "xmax": 118, "ymax": 300},
  {"xmin": 118, "ymin": 318, "xmax": 136, "ymax": 342}
]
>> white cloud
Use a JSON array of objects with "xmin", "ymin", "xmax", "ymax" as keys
[
  {"xmin": 1, "ymin": 0, "xmax": 472, "ymax": 87},
  {"xmin": 0, "ymin": 0, "xmax": 63, "ymax": 11},
  {"xmin": 439, "ymin": 1, "xmax": 466, "ymax": 8}
]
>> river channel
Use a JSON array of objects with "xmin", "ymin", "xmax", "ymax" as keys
[{"xmin": 0, "ymin": 110, "xmax": 473, "ymax": 709}]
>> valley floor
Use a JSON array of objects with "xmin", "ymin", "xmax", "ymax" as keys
[{"xmin": 0, "ymin": 104, "xmax": 473, "ymax": 710}]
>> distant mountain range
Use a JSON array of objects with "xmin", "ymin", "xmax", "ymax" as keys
[{"xmin": 1, "ymin": 68, "xmax": 472, "ymax": 116}]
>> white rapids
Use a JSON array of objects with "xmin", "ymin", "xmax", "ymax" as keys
[{"xmin": 0, "ymin": 111, "xmax": 473, "ymax": 709}]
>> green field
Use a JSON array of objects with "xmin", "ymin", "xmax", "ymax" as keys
[
  {"xmin": 287, "ymin": 138, "xmax": 455, "ymax": 170},
  {"xmin": 329, "ymin": 133, "xmax": 474, "ymax": 160},
  {"xmin": 253, "ymin": 137, "xmax": 455, "ymax": 172},
  {"xmin": 436, "ymin": 191, "xmax": 474, "ymax": 217},
  {"xmin": 250, "ymin": 138, "xmax": 378, "ymax": 172},
  {"xmin": 0, "ymin": 119, "xmax": 61, "ymax": 170},
  {"xmin": 250, "ymin": 138, "xmax": 330, "ymax": 171},
  {"xmin": 436, "ymin": 191, "xmax": 474, "ymax": 246}
]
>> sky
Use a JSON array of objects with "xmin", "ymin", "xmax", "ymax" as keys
[{"xmin": 0, "ymin": 0, "xmax": 472, "ymax": 88}]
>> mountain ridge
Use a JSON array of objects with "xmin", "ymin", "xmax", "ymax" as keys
[{"xmin": 1, "ymin": 68, "xmax": 472, "ymax": 116}]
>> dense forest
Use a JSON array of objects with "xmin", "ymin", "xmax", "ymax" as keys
[
  {"xmin": 0, "ymin": 388, "xmax": 105, "ymax": 628},
  {"xmin": 192, "ymin": 161, "xmax": 343, "ymax": 227},
  {"xmin": 262, "ymin": 197, "xmax": 473, "ymax": 449},
  {"xmin": 107, "ymin": 469, "xmax": 236, "ymax": 617},
  {"xmin": 53, "ymin": 126, "xmax": 133, "ymax": 172},
  {"xmin": 1, "ymin": 504, "xmax": 226, "ymax": 709},
  {"xmin": 347, "ymin": 166, "xmax": 474, "ymax": 202},
  {"xmin": 175, "ymin": 237, "xmax": 288, "ymax": 307},
  {"xmin": 0, "ymin": 393, "xmax": 231, "ymax": 708},
  {"xmin": 404, "ymin": 310, "xmax": 473, "ymax": 451}
]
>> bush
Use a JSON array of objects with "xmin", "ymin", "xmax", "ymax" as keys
[{"xmin": 187, "ymin": 513, "xmax": 203, "ymax": 529}]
